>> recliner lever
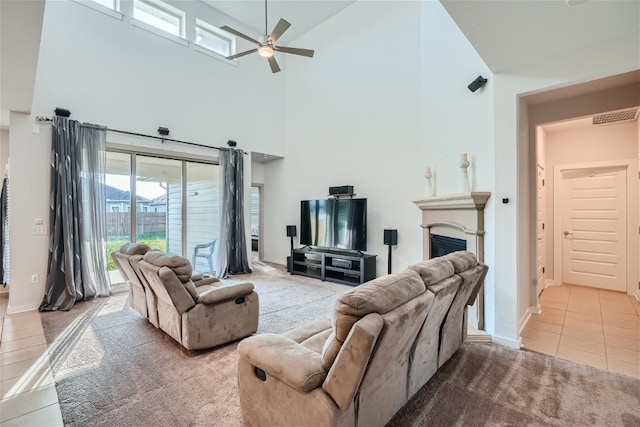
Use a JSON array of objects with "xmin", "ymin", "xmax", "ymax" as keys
[{"xmin": 255, "ymin": 367, "xmax": 267, "ymax": 381}]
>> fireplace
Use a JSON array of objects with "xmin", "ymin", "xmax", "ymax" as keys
[
  {"xmin": 431, "ymin": 235, "xmax": 467, "ymax": 258},
  {"xmin": 413, "ymin": 192, "xmax": 490, "ymax": 336}
]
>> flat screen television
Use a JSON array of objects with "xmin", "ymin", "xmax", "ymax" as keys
[{"xmin": 300, "ymin": 198, "xmax": 367, "ymax": 251}]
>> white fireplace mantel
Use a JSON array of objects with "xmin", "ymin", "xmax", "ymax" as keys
[
  {"xmin": 412, "ymin": 192, "xmax": 491, "ymax": 211},
  {"xmin": 413, "ymin": 191, "xmax": 491, "ymax": 335}
]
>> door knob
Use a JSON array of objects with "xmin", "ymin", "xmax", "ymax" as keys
[{"xmin": 563, "ymin": 231, "xmax": 572, "ymax": 236}]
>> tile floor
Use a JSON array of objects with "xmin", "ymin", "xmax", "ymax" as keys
[
  {"xmin": 0, "ymin": 293, "xmax": 64, "ymax": 426},
  {"xmin": 522, "ymin": 283, "xmax": 640, "ymax": 378}
]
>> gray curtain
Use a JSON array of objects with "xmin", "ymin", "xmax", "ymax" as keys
[
  {"xmin": 215, "ymin": 148, "xmax": 251, "ymax": 278},
  {"xmin": 40, "ymin": 117, "xmax": 110, "ymax": 311},
  {"xmin": 0, "ymin": 178, "xmax": 7, "ymax": 286}
]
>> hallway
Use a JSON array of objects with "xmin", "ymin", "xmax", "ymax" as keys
[{"xmin": 522, "ymin": 284, "xmax": 640, "ymax": 378}]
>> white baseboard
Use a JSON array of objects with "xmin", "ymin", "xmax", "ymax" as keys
[
  {"xmin": 262, "ymin": 257, "xmax": 285, "ymax": 266},
  {"xmin": 466, "ymin": 328, "xmax": 492, "ymax": 343},
  {"xmin": 7, "ymin": 302, "xmax": 40, "ymax": 315},
  {"xmin": 491, "ymin": 334, "xmax": 522, "ymax": 349},
  {"xmin": 519, "ymin": 305, "xmax": 540, "ymax": 336},
  {"xmin": 546, "ymin": 279, "xmax": 560, "ymax": 287}
]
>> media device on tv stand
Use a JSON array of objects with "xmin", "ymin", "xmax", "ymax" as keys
[
  {"xmin": 333, "ymin": 258, "xmax": 353, "ymax": 269},
  {"xmin": 329, "ymin": 185, "xmax": 354, "ymax": 196}
]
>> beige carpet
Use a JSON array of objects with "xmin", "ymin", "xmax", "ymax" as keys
[{"xmin": 40, "ymin": 264, "xmax": 640, "ymax": 426}]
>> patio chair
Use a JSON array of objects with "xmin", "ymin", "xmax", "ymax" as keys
[{"xmin": 192, "ymin": 239, "xmax": 216, "ymax": 271}]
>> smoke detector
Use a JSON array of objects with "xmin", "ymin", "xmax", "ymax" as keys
[{"xmin": 592, "ymin": 108, "xmax": 639, "ymax": 126}]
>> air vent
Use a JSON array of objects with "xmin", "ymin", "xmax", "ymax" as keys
[{"xmin": 592, "ymin": 108, "xmax": 639, "ymax": 125}]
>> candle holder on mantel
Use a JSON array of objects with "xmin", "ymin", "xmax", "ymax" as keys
[
  {"xmin": 424, "ymin": 167, "xmax": 434, "ymax": 197},
  {"xmin": 459, "ymin": 153, "xmax": 471, "ymax": 193}
]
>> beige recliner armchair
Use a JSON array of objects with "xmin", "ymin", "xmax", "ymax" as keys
[
  {"xmin": 138, "ymin": 251, "xmax": 259, "ymax": 350},
  {"xmin": 129, "ymin": 251, "xmax": 220, "ymax": 328},
  {"xmin": 237, "ymin": 251, "xmax": 487, "ymax": 427},
  {"xmin": 111, "ymin": 243, "xmax": 151, "ymax": 318},
  {"xmin": 113, "ymin": 243, "xmax": 222, "ymax": 328}
]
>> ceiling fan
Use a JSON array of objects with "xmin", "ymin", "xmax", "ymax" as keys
[{"xmin": 221, "ymin": 0, "xmax": 314, "ymax": 73}]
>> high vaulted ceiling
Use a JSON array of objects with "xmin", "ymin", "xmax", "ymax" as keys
[
  {"xmin": 201, "ymin": 0, "xmax": 356, "ymax": 43},
  {"xmin": 203, "ymin": 0, "xmax": 639, "ymax": 72},
  {"xmin": 439, "ymin": 0, "xmax": 639, "ymax": 72}
]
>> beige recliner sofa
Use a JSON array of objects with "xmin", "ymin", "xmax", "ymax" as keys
[
  {"xmin": 237, "ymin": 251, "xmax": 487, "ymax": 427},
  {"xmin": 139, "ymin": 251, "xmax": 259, "ymax": 350},
  {"xmin": 112, "ymin": 243, "xmax": 222, "ymax": 328}
]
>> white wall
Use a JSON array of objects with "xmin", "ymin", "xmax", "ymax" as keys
[
  {"xmin": 7, "ymin": 0, "xmax": 285, "ymax": 312},
  {"xmin": 8, "ymin": 111, "xmax": 50, "ymax": 311},
  {"xmin": 263, "ymin": 0, "xmax": 496, "ymax": 329},
  {"xmin": 0, "ymin": 129, "xmax": 8, "ymax": 175},
  {"xmin": 251, "ymin": 161, "xmax": 265, "ymax": 185},
  {"xmin": 543, "ymin": 120, "xmax": 638, "ymax": 279},
  {"xmin": 266, "ymin": 1, "xmax": 423, "ymax": 274}
]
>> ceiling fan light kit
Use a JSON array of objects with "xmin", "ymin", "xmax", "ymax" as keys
[
  {"xmin": 258, "ymin": 46, "xmax": 274, "ymax": 58},
  {"xmin": 221, "ymin": 0, "xmax": 314, "ymax": 73}
]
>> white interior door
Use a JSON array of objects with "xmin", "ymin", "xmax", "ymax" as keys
[
  {"xmin": 536, "ymin": 165, "xmax": 546, "ymax": 296},
  {"xmin": 561, "ymin": 167, "xmax": 627, "ymax": 291}
]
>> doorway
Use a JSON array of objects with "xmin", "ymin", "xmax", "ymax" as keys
[
  {"xmin": 554, "ymin": 164, "xmax": 628, "ymax": 292},
  {"xmin": 250, "ymin": 185, "xmax": 263, "ymax": 261},
  {"xmin": 534, "ymin": 105, "xmax": 639, "ymax": 301}
]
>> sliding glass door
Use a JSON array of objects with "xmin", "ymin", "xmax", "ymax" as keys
[
  {"xmin": 135, "ymin": 156, "xmax": 181, "ymax": 254},
  {"xmin": 105, "ymin": 151, "xmax": 133, "ymax": 290},
  {"xmin": 186, "ymin": 162, "xmax": 221, "ymax": 273},
  {"xmin": 105, "ymin": 151, "xmax": 220, "ymax": 288}
]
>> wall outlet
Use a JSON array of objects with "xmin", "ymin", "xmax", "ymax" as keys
[
  {"xmin": 30, "ymin": 274, "xmax": 39, "ymax": 284},
  {"xmin": 32, "ymin": 225, "xmax": 47, "ymax": 235}
]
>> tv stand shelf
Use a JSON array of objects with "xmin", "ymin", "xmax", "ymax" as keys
[{"xmin": 291, "ymin": 248, "xmax": 376, "ymax": 286}]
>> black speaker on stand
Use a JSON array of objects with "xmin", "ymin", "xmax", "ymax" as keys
[
  {"xmin": 286, "ymin": 225, "xmax": 297, "ymax": 273},
  {"xmin": 384, "ymin": 229, "xmax": 398, "ymax": 274}
]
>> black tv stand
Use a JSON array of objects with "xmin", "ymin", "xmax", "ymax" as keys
[{"xmin": 291, "ymin": 248, "xmax": 376, "ymax": 286}]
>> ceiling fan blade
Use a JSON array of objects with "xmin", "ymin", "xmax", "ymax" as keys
[
  {"xmin": 268, "ymin": 56, "xmax": 281, "ymax": 73},
  {"xmin": 268, "ymin": 18, "xmax": 291, "ymax": 44},
  {"xmin": 226, "ymin": 48, "xmax": 258, "ymax": 60},
  {"xmin": 275, "ymin": 46, "xmax": 315, "ymax": 58},
  {"xmin": 220, "ymin": 26, "xmax": 261, "ymax": 46}
]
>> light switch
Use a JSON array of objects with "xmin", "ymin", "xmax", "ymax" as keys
[{"xmin": 35, "ymin": 218, "xmax": 43, "ymax": 225}]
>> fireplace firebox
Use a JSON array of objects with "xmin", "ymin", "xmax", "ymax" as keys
[{"xmin": 430, "ymin": 235, "xmax": 467, "ymax": 259}]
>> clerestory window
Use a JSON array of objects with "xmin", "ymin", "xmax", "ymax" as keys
[
  {"xmin": 88, "ymin": 0, "xmax": 120, "ymax": 11},
  {"xmin": 133, "ymin": 0, "xmax": 186, "ymax": 39},
  {"xmin": 195, "ymin": 19, "xmax": 235, "ymax": 58}
]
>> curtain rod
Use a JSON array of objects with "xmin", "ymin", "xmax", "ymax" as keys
[{"xmin": 35, "ymin": 116, "xmax": 248, "ymax": 155}]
